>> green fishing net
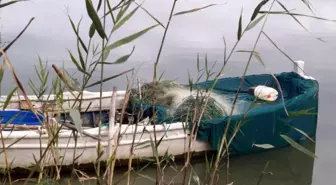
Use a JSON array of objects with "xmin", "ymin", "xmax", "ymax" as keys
[
  {"xmin": 129, "ymin": 80, "xmax": 185, "ymax": 106},
  {"xmin": 172, "ymin": 94, "xmax": 224, "ymax": 122},
  {"xmin": 128, "ymin": 80, "xmax": 226, "ymax": 122}
]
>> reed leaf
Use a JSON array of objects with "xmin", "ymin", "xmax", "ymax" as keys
[
  {"xmin": 99, "ymin": 46, "xmax": 135, "ymax": 65},
  {"xmin": 0, "ymin": 62, "xmax": 5, "ymax": 84},
  {"xmin": 85, "ymin": 68, "xmax": 134, "ymax": 88},
  {"xmin": 147, "ymin": 130, "xmax": 161, "ymax": 172},
  {"xmin": 0, "ymin": 134, "xmax": 27, "ymax": 155},
  {"xmin": 89, "ymin": 23, "xmax": 96, "ymax": 38},
  {"xmin": 2, "ymin": 18, "xmax": 34, "ymax": 56},
  {"xmin": 134, "ymin": 0, "xmax": 165, "ymax": 28},
  {"xmin": 288, "ymin": 108, "xmax": 315, "ymax": 117},
  {"xmin": 116, "ymin": 0, "xmax": 132, "ymax": 23},
  {"xmin": 28, "ymin": 80, "xmax": 39, "ymax": 98},
  {"xmin": 173, "ymin": 4, "xmax": 219, "ymax": 16},
  {"xmin": 93, "ymin": 42, "xmax": 100, "ymax": 55},
  {"xmin": 136, "ymin": 172, "xmax": 156, "ymax": 182},
  {"xmin": 259, "ymin": 11, "xmax": 336, "ymax": 22},
  {"xmin": 0, "ymin": 50, "xmax": 35, "ymax": 114},
  {"xmin": 103, "ymin": 0, "xmax": 126, "ymax": 19},
  {"xmin": 237, "ymin": 50, "xmax": 264, "ymax": 65},
  {"xmin": 252, "ymin": 143, "xmax": 274, "ymax": 149},
  {"xmin": 96, "ymin": 0, "xmax": 102, "ymax": 10},
  {"xmin": 85, "ymin": 0, "xmax": 106, "ymax": 39},
  {"xmin": 158, "ymin": 70, "xmax": 165, "ymax": 82},
  {"xmin": 74, "ymin": 21, "xmax": 86, "ymax": 70},
  {"xmin": 288, "ymin": 125, "xmax": 315, "ymax": 143},
  {"xmin": 301, "ymin": 0, "xmax": 314, "ymax": 13},
  {"xmin": 68, "ymin": 16, "xmax": 88, "ymax": 53},
  {"xmin": 2, "ymin": 87, "xmax": 18, "ymax": 110},
  {"xmin": 276, "ymin": 1, "xmax": 307, "ymax": 31},
  {"xmin": 236, "ymin": 49, "xmax": 289, "ymax": 115},
  {"xmin": 246, "ymin": 14, "xmax": 266, "ymax": 31},
  {"xmin": 69, "ymin": 109, "xmax": 83, "ymax": 137},
  {"xmin": 237, "ymin": 8, "xmax": 243, "ymax": 41},
  {"xmin": 67, "ymin": 50, "xmax": 90, "ymax": 76},
  {"xmin": 112, "ymin": 3, "xmax": 142, "ymax": 33},
  {"xmin": 261, "ymin": 31, "xmax": 298, "ymax": 65},
  {"xmin": 280, "ymin": 134, "xmax": 317, "ymax": 158},
  {"xmin": 0, "ymin": 1, "xmax": 20, "ymax": 9},
  {"xmin": 103, "ymin": 24, "xmax": 158, "ymax": 61},
  {"xmin": 251, "ymin": 0, "xmax": 269, "ymax": 21}
]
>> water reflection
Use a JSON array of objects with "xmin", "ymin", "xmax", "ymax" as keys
[{"xmin": 11, "ymin": 141, "xmax": 314, "ymax": 185}]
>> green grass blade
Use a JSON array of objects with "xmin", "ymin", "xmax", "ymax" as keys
[
  {"xmin": 28, "ymin": 80, "xmax": 39, "ymax": 97},
  {"xmin": 288, "ymin": 125, "xmax": 315, "ymax": 143},
  {"xmin": 261, "ymin": 32, "xmax": 297, "ymax": 65},
  {"xmin": 275, "ymin": 0, "xmax": 324, "ymax": 42},
  {"xmin": 75, "ymin": 20, "xmax": 86, "ymax": 70},
  {"xmin": 116, "ymin": 0, "xmax": 132, "ymax": 23},
  {"xmin": 3, "ymin": 87, "xmax": 18, "ymax": 110},
  {"xmin": 276, "ymin": 1, "xmax": 309, "ymax": 32},
  {"xmin": 0, "ymin": 135, "xmax": 27, "ymax": 155},
  {"xmin": 134, "ymin": 0, "xmax": 165, "ymax": 28},
  {"xmin": 301, "ymin": 0, "xmax": 314, "ymax": 13},
  {"xmin": 2, "ymin": 18, "xmax": 35, "ymax": 56},
  {"xmin": 237, "ymin": 8, "xmax": 243, "ymax": 41},
  {"xmin": 112, "ymin": 3, "xmax": 142, "ymax": 33},
  {"xmin": 85, "ymin": 68, "xmax": 134, "ymax": 88},
  {"xmin": 1, "ymin": 113, "xmax": 19, "ymax": 131},
  {"xmin": 96, "ymin": 0, "xmax": 102, "ymax": 10},
  {"xmin": 246, "ymin": 14, "xmax": 266, "ymax": 31},
  {"xmin": 106, "ymin": 0, "xmax": 116, "ymax": 24},
  {"xmin": 173, "ymin": 4, "xmax": 219, "ymax": 16},
  {"xmin": 250, "ymin": 0, "xmax": 269, "ymax": 21},
  {"xmin": 136, "ymin": 173, "xmax": 156, "ymax": 182},
  {"xmin": 0, "ymin": 1, "xmax": 20, "ymax": 8},
  {"xmin": 103, "ymin": 24, "xmax": 158, "ymax": 61},
  {"xmin": 99, "ymin": 46, "xmax": 135, "ymax": 65},
  {"xmin": 0, "ymin": 62, "xmax": 5, "ymax": 84},
  {"xmin": 237, "ymin": 50, "xmax": 264, "ymax": 66},
  {"xmin": 68, "ymin": 16, "xmax": 88, "ymax": 53},
  {"xmin": 280, "ymin": 134, "xmax": 317, "ymax": 158},
  {"xmin": 85, "ymin": 0, "xmax": 106, "ymax": 39},
  {"xmin": 89, "ymin": 23, "xmax": 96, "ymax": 38},
  {"xmin": 259, "ymin": 11, "xmax": 336, "ymax": 22},
  {"xmin": 67, "ymin": 50, "xmax": 90, "ymax": 75}
]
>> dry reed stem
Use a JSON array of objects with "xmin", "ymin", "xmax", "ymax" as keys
[
  {"xmin": 208, "ymin": 1, "xmax": 277, "ymax": 184},
  {"xmin": 108, "ymin": 86, "xmax": 117, "ymax": 185}
]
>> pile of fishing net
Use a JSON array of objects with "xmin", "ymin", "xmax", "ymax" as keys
[
  {"xmin": 171, "ymin": 94, "xmax": 227, "ymax": 122},
  {"xmin": 128, "ymin": 80, "xmax": 232, "ymax": 123}
]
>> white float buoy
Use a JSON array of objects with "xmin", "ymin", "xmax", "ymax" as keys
[{"xmin": 249, "ymin": 85, "xmax": 279, "ymax": 102}]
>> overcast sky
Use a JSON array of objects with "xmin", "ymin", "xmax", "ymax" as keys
[
  {"xmin": 0, "ymin": 0, "xmax": 335, "ymax": 90},
  {"xmin": 1, "ymin": 1, "xmax": 336, "ymax": 184}
]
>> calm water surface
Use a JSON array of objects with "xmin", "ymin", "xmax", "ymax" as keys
[{"xmin": 1, "ymin": 0, "xmax": 336, "ymax": 184}]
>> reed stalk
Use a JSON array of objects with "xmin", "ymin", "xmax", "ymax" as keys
[
  {"xmin": 150, "ymin": 1, "xmax": 177, "ymax": 184},
  {"xmin": 207, "ymin": 1, "xmax": 276, "ymax": 184},
  {"xmin": 108, "ymin": 86, "xmax": 117, "ymax": 185}
]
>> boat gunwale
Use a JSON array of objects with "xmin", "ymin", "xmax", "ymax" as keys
[{"xmin": 0, "ymin": 122, "xmax": 188, "ymax": 139}]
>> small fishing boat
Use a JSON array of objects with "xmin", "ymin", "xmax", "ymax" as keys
[{"xmin": 0, "ymin": 61, "xmax": 319, "ymax": 170}]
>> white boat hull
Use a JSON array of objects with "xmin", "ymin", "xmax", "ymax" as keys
[
  {"xmin": 0, "ymin": 61, "xmax": 314, "ymax": 170},
  {"xmin": 0, "ymin": 122, "xmax": 212, "ymax": 169}
]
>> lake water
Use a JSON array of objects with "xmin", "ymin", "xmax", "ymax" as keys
[{"xmin": 1, "ymin": 0, "xmax": 336, "ymax": 184}]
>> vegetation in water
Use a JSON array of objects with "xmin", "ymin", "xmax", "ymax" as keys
[{"xmin": 0, "ymin": 0, "xmax": 332, "ymax": 185}]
